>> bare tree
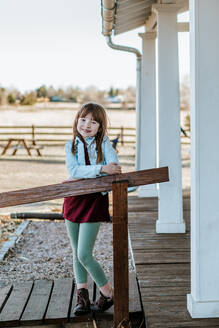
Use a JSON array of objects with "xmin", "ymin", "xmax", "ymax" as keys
[
  {"xmin": 180, "ymin": 75, "xmax": 190, "ymax": 111},
  {"xmin": 80, "ymin": 86, "xmax": 106, "ymax": 104}
]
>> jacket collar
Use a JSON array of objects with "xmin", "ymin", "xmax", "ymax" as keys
[{"xmin": 75, "ymin": 136, "xmax": 95, "ymax": 146}]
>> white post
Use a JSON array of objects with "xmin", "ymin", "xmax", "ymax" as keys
[
  {"xmin": 187, "ymin": 0, "xmax": 219, "ymax": 318},
  {"xmin": 138, "ymin": 31, "xmax": 158, "ymax": 197},
  {"xmin": 152, "ymin": 4, "xmax": 185, "ymax": 233}
]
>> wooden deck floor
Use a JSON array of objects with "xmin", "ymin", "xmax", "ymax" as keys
[
  {"xmin": 0, "ymin": 271, "xmax": 142, "ymax": 327},
  {"xmin": 128, "ymin": 195, "xmax": 219, "ymax": 328}
]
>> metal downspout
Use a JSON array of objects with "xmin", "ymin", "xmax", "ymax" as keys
[{"xmin": 105, "ymin": 35, "xmax": 142, "ymax": 170}]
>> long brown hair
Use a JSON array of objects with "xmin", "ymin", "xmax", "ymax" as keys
[{"xmin": 71, "ymin": 102, "xmax": 108, "ymax": 163}]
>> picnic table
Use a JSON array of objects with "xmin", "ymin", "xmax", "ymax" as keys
[{"xmin": 1, "ymin": 138, "xmax": 42, "ymax": 157}]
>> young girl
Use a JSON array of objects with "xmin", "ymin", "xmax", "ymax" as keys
[{"xmin": 63, "ymin": 102, "xmax": 121, "ymax": 316}]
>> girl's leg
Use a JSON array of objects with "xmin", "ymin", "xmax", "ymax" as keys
[
  {"xmin": 77, "ymin": 222, "xmax": 109, "ymax": 289},
  {"xmin": 65, "ymin": 219, "xmax": 88, "ymax": 287},
  {"xmin": 99, "ymin": 282, "xmax": 113, "ymax": 298},
  {"xmin": 78, "ymin": 222, "xmax": 114, "ymax": 313}
]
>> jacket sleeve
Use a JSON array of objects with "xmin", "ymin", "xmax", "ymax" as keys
[
  {"xmin": 103, "ymin": 136, "xmax": 120, "ymax": 165},
  {"xmin": 102, "ymin": 136, "xmax": 136, "ymax": 193},
  {"xmin": 65, "ymin": 141, "xmax": 102, "ymax": 179}
]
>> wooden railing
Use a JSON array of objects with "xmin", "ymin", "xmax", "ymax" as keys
[
  {"xmin": 0, "ymin": 125, "xmax": 136, "ymax": 146},
  {"xmin": 0, "ymin": 167, "xmax": 169, "ymax": 327}
]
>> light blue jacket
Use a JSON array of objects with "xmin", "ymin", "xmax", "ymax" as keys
[{"xmin": 65, "ymin": 135, "xmax": 119, "ymax": 180}]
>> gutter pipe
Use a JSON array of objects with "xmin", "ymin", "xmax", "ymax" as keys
[{"xmin": 105, "ymin": 35, "xmax": 142, "ymax": 170}]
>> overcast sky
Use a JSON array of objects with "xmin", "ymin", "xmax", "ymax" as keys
[{"xmin": 0, "ymin": 0, "xmax": 189, "ymax": 92}]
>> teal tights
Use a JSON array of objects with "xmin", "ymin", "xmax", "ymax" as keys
[{"xmin": 65, "ymin": 220, "xmax": 108, "ymax": 287}]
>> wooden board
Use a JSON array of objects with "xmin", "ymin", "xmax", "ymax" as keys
[
  {"xmin": 133, "ymin": 251, "xmax": 190, "ymax": 264},
  {"xmin": 149, "ymin": 322, "xmax": 219, "ymax": 328},
  {"xmin": 20, "ymin": 280, "xmax": 53, "ymax": 325},
  {"xmin": 0, "ymin": 285, "xmax": 13, "ymax": 313},
  {"xmin": 145, "ymin": 302, "xmax": 219, "ymax": 327},
  {"xmin": 128, "ymin": 212, "xmax": 158, "ymax": 219},
  {"xmin": 136, "ymin": 263, "xmax": 190, "ymax": 276},
  {"xmin": 0, "ymin": 281, "xmax": 33, "ymax": 327},
  {"xmin": 128, "ymin": 272, "xmax": 142, "ymax": 315},
  {"xmin": 140, "ymin": 286, "xmax": 190, "ymax": 298},
  {"xmin": 0, "ymin": 167, "xmax": 169, "ymax": 208},
  {"xmin": 44, "ymin": 278, "xmax": 74, "ymax": 324},
  {"xmin": 138, "ymin": 276, "xmax": 189, "ymax": 288},
  {"xmin": 129, "ymin": 238, "xmax": 189, "ymax": 250}
]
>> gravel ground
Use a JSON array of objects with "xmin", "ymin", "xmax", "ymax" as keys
[
  {"xmin": 0, "ymin": 220, "xmax": 134, "ymax": 288},
  {"xmin": 0, "ymin": 221, "xmax": 112, "ymax": 286},
  {"xmin": 0, "ymin": 215, "xmax": 20, "ymax": 246}
]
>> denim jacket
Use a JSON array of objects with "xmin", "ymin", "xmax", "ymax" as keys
[
  {"xmin": 65, "ymin": 135, "xmax": 119, "ymax": 181},
  {"xmin": 65, "ymin": 135, "xmax": 137, "ymax": 195}
]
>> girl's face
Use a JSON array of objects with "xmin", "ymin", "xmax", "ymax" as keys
[{"xmin": 77, "ymin": 112, "xmax": 100, "ymax": 139}]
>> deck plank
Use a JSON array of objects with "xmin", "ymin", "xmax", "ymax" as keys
[
  {"xmin": 136, "ymin": 263, "xmax": 190, "ymax": 276},
  {"xmin": 134, "ymin": 250, "xmax": 190, "ymax": 264},
  {"xmin": 44, "ymin": 278, "xmax": 74, "ymax": 324},
  {"xmin": 128, "ymin": 271, "xmax": 142, "ymax": 315},
  {"xmin": 20, "ymin": 279, "xmax": 53, "ymax": 325},
  {"xmin": 145, "ymin": 302, "xmax": 219, "ymax": 327},
  {"xmin": 0, "ymin": 285, "xmax": 13, "ymax": 313},
  {"xmin": 0, "ymin": 281, "xmax": 33, "ymax": 327}
]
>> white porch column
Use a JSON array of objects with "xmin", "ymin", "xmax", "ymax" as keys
[
  {"xmin": 152, "ymin": 4, "xmax": 185, "ymax": 233},
  {"xmin": 138, "ymin": 31, "xmax": 158, "ymax": 197},
  {"xmin": 187, "ymin": 0, "xmax": 219, "ymax": 318}
]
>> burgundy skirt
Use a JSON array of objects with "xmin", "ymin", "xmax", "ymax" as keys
[{"xmin": 63, "ymin": 192, "xmax": 110, "ymax": 223}]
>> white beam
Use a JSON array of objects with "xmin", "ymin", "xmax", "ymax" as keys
[{"xmin": 146, "ymin": 14, "xmax": 189, "ymax": 32}]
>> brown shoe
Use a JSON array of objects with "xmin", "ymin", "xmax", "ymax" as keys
[
  {"xmin": 91, "ymin": 291, "xmax": 114, "ymax": 313},
  {"xmin": 73, "ymin": 288, "xmax": 91, "ymax": 316}
]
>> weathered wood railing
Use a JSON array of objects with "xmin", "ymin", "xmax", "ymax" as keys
[{"xmin": 0, "ymin": 167, "xmax": 169, "ymax": 328}]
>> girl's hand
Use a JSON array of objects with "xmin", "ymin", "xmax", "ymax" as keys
[{"xmin": 101, "ymin": 163, "xmax": 122, "ymax": 175}]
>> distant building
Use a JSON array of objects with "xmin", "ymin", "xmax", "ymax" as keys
[
  {"xmin": 50, "ymin": 96, "xmax": 76, "ymax": 103},
  {"xmin": 105, "ymin": 96, "xmax": 121, "ymax": 103}
]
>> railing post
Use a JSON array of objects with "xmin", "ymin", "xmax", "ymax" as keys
[
  {"xmin": 112, "ymin": 181, "xmax": 129, "ymax": 328},
  {"xmin": 31, "ymin": 125, "xmax": 35, "ymax": 145},
  {"xmin": 121, "ymin": 126, "xmax": 124, "ymax": 146}
]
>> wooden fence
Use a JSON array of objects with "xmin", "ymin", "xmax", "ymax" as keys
[
  {"xmin": 0, "ymin": 125, "xmax": 136, "ymax": 147},
  {"xmin": 0, "ymin": 125, "xmax": 190, "ymax": 148}
]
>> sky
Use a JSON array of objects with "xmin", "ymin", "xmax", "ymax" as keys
[{"xmin": 0, "ymin": 0, "xmax": 189, "ymax": 93}]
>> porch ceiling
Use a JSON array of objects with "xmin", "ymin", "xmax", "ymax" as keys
[
  {"xmin": 114, "ymin": 0, "xmax": 156, "ymax": 35},
  {"xmin": 101, "ymin": 0, "xmax": 189, "ymax": 36}
]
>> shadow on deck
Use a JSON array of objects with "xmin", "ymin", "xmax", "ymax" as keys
[{"xmin": 128, "ymin": 195, "xmax": 219, "ymax": 328}]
